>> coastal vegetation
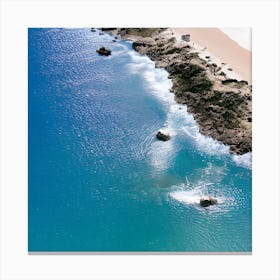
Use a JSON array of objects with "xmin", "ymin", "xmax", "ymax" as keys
[
  {"xmin": 173, "ymin": 64, "xmax": 213, "ymax": 93},
  {"xmin": 222, "ymin": 79, "xmax": 248, "ymax": 87},
  {"xmin": 106, "ymin": 28, "xmax": 252, "ymax": 154},
  {"xmin": 118, "ymin": 28, "xmax": 160, "ymax": 37}
]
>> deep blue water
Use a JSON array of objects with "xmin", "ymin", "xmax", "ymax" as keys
[{"xmin": 28, "ymin": 28, "xmax": 252, "ymax": 252}]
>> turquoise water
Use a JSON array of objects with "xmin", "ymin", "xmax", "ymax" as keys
[{"xmin": 28, "ymin": 28, "xmax": 252, "ymax": 252}]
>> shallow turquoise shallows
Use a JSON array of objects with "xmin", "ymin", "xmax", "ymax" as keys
[{"xmin": 28, "ymin": 28, "xmax": 252, "ymax": 252}]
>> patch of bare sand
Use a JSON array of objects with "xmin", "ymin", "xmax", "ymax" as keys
[{"xmin": 171, "ymin": 28, "xmax": 251, "ymax": 84}]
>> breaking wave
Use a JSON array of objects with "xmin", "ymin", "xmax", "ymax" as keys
[
  {"xmin": 169, "ymin": 180, "xmax": 237, "ymax": 213},
  {"xmin": 232, "ymin": 152, "xmax": 252, "ymax": 169},
  {"xmin": 126, "ymin": 48, "xmax": 251, "ymax": 169}
]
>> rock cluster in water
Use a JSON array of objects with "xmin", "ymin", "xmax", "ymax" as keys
[
  {"xmin": 96, "ymin": 47, "xmax": 111, "ymax": 56},
  {"xmin": 199, "ymin": 196, "xmax": 218, "ymax": 207},
  {"xmin": 156, "ymin": 129, "xmax": 171, "ymax": 141}
]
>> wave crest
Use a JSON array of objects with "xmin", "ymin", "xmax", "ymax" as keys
[{"xmin": 126, "ymin": 47, "xmax": 252, "ymax": 169}]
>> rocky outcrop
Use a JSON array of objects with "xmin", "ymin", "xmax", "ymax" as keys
[
  {"xmin": 114, "ymin": 28, "xmax": 252, "ymax": 155},
  {"xmin": 156, "ymin": 129, "xmax": 171, "ymax": 141},
  {"xmin": 200, "ymin": 196, "xmax": 218, "ymax": 207},
  {"xmin": 101, "ymin": 28, "xmax": 117, "ymax": 31},
  {"xmin": 96, "ymin": 47, "xmax": 111, "ymax": 56}
]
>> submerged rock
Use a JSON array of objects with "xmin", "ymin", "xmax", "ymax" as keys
[
  {"xmin": 96, "ymin": 47, "xmax": 111, "ymax": 56},
  {"xmin": 156, "ymin": 129, "xmax": 171, "ymax": 141},
  {"xmin": 199, "ymin": 196, "xmax": 217, "ymax": 207}
]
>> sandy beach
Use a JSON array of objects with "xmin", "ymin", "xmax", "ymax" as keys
[{"xmin": 171, "ymin": 28, "xmax": 252, "ymax": 84}]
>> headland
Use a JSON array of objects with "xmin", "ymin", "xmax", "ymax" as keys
[{"xmin": 102, "ymin": 28, "xmax": 252, "ymax": 155}]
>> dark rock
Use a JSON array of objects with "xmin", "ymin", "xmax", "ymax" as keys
[
  {"xmin": 115, "ymin": 28, "xmax": 252, "ymax": 155},
  {"xmin": 96, "ymin": 47, "xmax": 111, "ymax": 56},
  {"xmin": 101, "ymin": 28, "xmax": 117, "ymax": 31},
  {"xmin": 222, "ymin": 78, "xmax": 238, "ymax": 85},
  {"xmin": 156, "ymin": 129, "xmax": 171, "ymax": 141},
  {"xmin": 240, "ymin": 80, "xmax": 248, "ymax": 85},
  {"xmin": 90, "ymin": 28, "xmax": 96, "ymax": 32},
  {"xmin": 132, "ymin": 40, "xmax": 152, "ymax": 50},
  {"xmin": 200, "ymin": 196, "xmax": 217, "ymax": 207},
  {"xmin": 131, "ymin": 37, "xmax": 158, "ymax": 55}
]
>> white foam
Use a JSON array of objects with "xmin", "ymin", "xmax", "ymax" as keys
[
  {"xmin": 127, "ymin": 51, "xmax": 173, "ymax": 106},
  {"xmin": 195, "ymin": 133, "xmax": 230, "ymax": 155},
  {"xmin": 169, "ymin": 183, "xmax": 226, "ymax": 207},
  {"xmin": 169, "ymin": 180, "xmax": 232, "ymax": 213},
  {"xmin": 170, "ymin": 190, "xmax": 228, "ymax": 213},
  {"xmin": 170, "ymin": 189, "xmax": 202, "ymax": 205},
  {"xmin": 125, "ymin": 48, "xmax": 252, "ymax": 169},
  {"xmin": 232, "ymin": 152, "xmax": 252, "ymax": 169}
]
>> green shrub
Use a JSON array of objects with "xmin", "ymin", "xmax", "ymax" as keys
[{"xmin": 176, "ymin": 64, "xmax": 213, "ymax": 93}]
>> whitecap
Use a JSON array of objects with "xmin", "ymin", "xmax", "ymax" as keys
[
  {"xmin": 232, "ymin": 152, "xmax": 252, "ymax": 169},
  {"xmin": 125, "ymin": 47, "xmax": 252, "ymax": 169},
  {"xmin": 170, "ymin": 188, "xmax": 203, "ymax": 205},
  {"xmin": 169, "ymin": 181, "xmax": 233, "ymax": 213},
  {"xmin": 195, "ymin": 133, "xmax": 230, "ymax": 155}
]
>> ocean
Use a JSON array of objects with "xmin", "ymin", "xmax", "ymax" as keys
[{"xmin": 28, "ymin": 28, "xmax": 252, "ymax": 252}]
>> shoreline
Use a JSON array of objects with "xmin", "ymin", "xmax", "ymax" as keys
[
  {"xmin": 220, "ymin": 28, "xmax": 251, "ymax": 51},
  {"xmin": 170, "ymin": 28, "xmax": 252, "ymax": 84},
  {"xmin": 104, "ymin": 28, "xmax": 252, "ymax": 155}
]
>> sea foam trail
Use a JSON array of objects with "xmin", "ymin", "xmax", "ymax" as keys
[{"xmin": 125, "ymin": 47, "xmax": 252, "ymax": 170}]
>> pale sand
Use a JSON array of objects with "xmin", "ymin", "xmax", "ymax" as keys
[{"xmin": 171, "ymin": 28, "xmax": 252, "ymax": 84}]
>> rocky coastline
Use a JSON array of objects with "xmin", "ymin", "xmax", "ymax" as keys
[{"xmin": 102, "ymin": 28, "xmax": 252, "ymax": 155}]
